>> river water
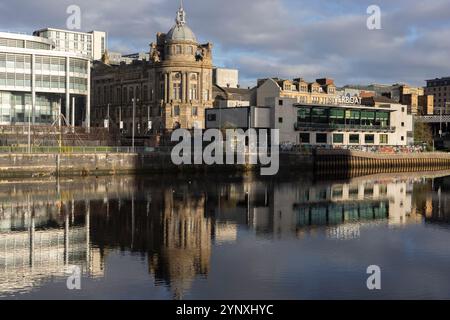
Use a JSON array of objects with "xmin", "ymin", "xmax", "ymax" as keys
[{"xmin": 1, "ymin": 172, "xmax": 450, "ymax": 300}]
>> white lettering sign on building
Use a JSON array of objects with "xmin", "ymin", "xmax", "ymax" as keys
[{"xmin": 337, "ymin": 96, "xmax": 362, "ymax": 105}]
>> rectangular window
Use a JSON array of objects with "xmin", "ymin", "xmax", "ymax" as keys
[
  {"xmin": 333, "ymin": 133, "xmax": 344, "ymax": 144},
  {"xmin": 173, "ymin": 83, "xmax": 181, "ymax": 100},
  {"xmin": 300, "ymin": 133, "xmax": 310, "ymax": 144},
  {"xmin": 278, "ymin": 117, "xmax": 283, "ymax": 123},
  {"xmin": 329, "ymin": 109, "xmax": 345, "ymax": 125},
  {"xmin": 375, "ymin": 112, "xmax": 389, "ymax": 127},
  {"xmin": 189, "ymin": 84, "xmax": 198, "ymax": 100},
  {"xmin": 380, "ymin": 134, "xmax": 388, "ymax": 144},
  {"xmin": 316, "ymin": 133, "xmax": 327, "ymax": 144},
  {"xmin": 361, "ymin": 111, "xmax": 375, "ymax": 126},
  {"xmin": 173, "ymin": 105, "xmax": 180, "ymax": 116},
  {"xmin": 347, "ymin": 110, "xmax": 360, "ymax": 125},
  {"xmin": 192, "ymin": 106, "xmax": 198, "ymax": 116},
  {"xmin": 349, "ymin": 134, "xmax": 360, "ymax": 144},
  {"xmin": 297, "ymin": 107, "xmax": 310, "ymax": 122},
  {"xmin": 311, "ymin": 107, "xmax": 328, "ymax": 124},
  {"xmin": 365, "ymin": 134, "xmax": 375, "ymax": 144}
]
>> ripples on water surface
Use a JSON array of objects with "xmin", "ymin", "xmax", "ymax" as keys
[{"xmin": 1, "ymin": 171, "xmax": 450, "ymax": 299}]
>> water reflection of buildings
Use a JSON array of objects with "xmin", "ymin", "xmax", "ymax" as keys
[
  {"xmin": 210, "ymin": 176, "xmax": 418, "ymax": 241},
  {"xmin": 0, "ymin": 173, "xmax": 444, "ymax": 298},
  {"xmin": 0, "ymin": 179, "xmax": 109, "ymax": 296},
  {"xmin": 416, "ymin": 175, "xmax": 450, "ymax": 223},
  {"xmin": 148, "ymin": 188, "xmax": 211, "ymax": 300}
]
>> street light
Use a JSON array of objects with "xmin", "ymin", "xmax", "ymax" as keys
[
  {"xmin": 105, "ymin": 103, "xmax": 110, "ymax": 132},
  {"xmin": 132, "ymin": 97, "xmax": 139, "ymax": 152}
]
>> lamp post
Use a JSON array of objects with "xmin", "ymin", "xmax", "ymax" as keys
[
  {"xmin": 132, "ymin": 97, "xmax": 139, "ymax": 152},
  {"xmin": 106, "ymin": 103, "xmax": 110, "ymax": 132}
]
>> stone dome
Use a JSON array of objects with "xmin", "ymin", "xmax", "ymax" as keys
[
  {"xmin": 166, "ymin": 24, "xmax": 197, "ymax": 43},
  {"xmin": 166, "ymin": 3, "xmax": 197, "ymax": 43}
]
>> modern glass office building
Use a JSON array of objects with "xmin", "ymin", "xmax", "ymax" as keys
[{"xmin": 0, "ymin": 31, "xmax": 91, "ymax": 126}]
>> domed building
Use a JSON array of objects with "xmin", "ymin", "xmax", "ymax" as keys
[{"xmin": 91, "ymin": 2, "xmax": 214, "ymax": 134}]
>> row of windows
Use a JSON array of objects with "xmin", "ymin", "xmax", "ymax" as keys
[
  {"xmin": 0, "ymin": 54, "xmax": 88, "ymax": 74},
  {"xmin": 0, "ymin": 91, "xmax": 61, "ymax": 107},
  {"xmin": 297, "ymin": 107, "xmax": 390, "ymax": 127},
  {"xmin": 69, "ymin": 58, "xmax": 88, "ymax": 74},
  {"xmin": 96, "ymin": 85, "xmax": 154, "ymax": 105},
  {"xmin": 0, "ymin": 53, "xmax": 32, "ymax": 70},
  {"xmin": 428, "ymin": 80, "xmax": 450, "ymax": 87},
  {"xmin": 299, "ymin": 132, "xmax": 390, "ymax": 144},
  {"xmin": 0, "ymin": 38, "xmax": 51, "ymax": 50},
  {"xmin": 0, "ymin": 72, "xmax": 31, "ymax": 87},
  {"xmin": 168, "ymin": 45, "xmax": 196, "ymax": 56},
  {"xmin": 0, "ymin": 92, "xmax": 59, "ymax": 123},
  {"xmin": 69, "ymin": 77, "xmax": 88, "ymax": 91},
  {"xmin": 1, "ymin": 73, "xmax": 86, "ymax": 91},
  {"xmin": 35, "ymin": 55, "xmax": 65, "ymax": 72},
  {"xmin": 47, "ymin": 30, "xmax": 92, "ymax": 43},
  {"xmin": 296, "ymin": 203, "xmax": 388, "ymax": 227},
  {"xmin": 95, "ymin": 83, "xmax": 209, "ymax": 106},
  {"xmin": 95, "ymin": 105, "xmax": 162, "ymax": 119},
  {"xmin": 283, "ymin": 84, "xmax": 336, "ymax": 94},
  {"xmin": 172, "ymin": 105, "xmax": 198, "ymax": 117}
]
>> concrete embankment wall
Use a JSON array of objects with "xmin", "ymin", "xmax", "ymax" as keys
[
  {"xmin": 0, "ymin": 152, "xmax": 315, "ymax": 178},
  {"xmin": 315, "ymin": 150, "xmax": 450, "ymax": 177},
  {"xmin": 0, "ymin": 150, "xmax": 449, "ymax": 178},
  {"xmin": 0, "ymin": 153, "xmax": 141, "ymax": 178}
]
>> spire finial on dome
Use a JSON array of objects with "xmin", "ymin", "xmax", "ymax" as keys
[{"xmin": 176, "ymin": 0, "xmax": 186, "ymax": 26}]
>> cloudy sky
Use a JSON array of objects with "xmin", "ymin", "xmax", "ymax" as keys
[{"xmin": 1, "ymin": 0, "xmax": 450, "ymax": 87}]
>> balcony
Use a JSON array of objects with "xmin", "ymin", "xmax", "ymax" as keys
[{"xmin": 294, "ymin": 122, "xmax": 396, "ymax": 133}]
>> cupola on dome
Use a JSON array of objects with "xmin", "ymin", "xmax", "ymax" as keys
[{"xmin": 166, "ymin": 3, "xmax": 197, "ymax": 42}]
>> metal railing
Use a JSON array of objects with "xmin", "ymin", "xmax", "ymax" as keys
[{"xmin": 0, "ymin": 146, "xmax": 155, "ymax": 154}]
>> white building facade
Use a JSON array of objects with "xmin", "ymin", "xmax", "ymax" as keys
[
  {"xmin": 33, "ymin": 28, "xmax": 106, "ymax": 61},
  {"xmin": 205, "ymin": 97, "xmax": 413, "ymax": 147},
  {"xmin": 0, "ymin": 31, "xmax": 91, "ymax": 126},
  {"xmin": 270, "ymin": 98, "xmax": 413, "ymax": 146},
  {"xmin": 213, "ymin": 68, "xmax": 239, "ymax": 88}
]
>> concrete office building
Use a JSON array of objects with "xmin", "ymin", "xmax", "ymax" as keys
[
  {"xmin": 425, "ymin": 77, "xmax": 450, "ymax": 114},
  {"xmin": 0, "ymin": 31, "xmax": 91, "ymax": 126},
  {"xmin": 33, "ymin": 28, "xmax": 107, "ymax": 61}
]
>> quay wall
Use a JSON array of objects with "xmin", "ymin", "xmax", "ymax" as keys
[
  {"xmin": 0, "ymin": 150, "xmax": 449, "ymax": 178},
  {"xmin": 314, "ymin": 149, "xmax": 450, "ymax": 177}
]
